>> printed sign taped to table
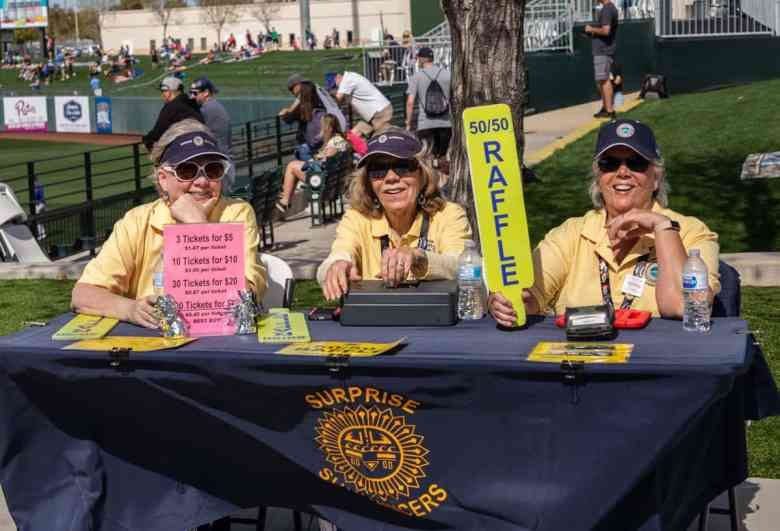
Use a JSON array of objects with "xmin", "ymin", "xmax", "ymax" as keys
[
  {"xmin": 258, "ymin": 309, "xmax": 311, "ymax": 343},
  {"xmin": 63, "ymin": 336, "xmax": 196, "ymax": 352},
  {"xmin": 278, "ymin": 338, "xmax": 406, "ymax": 357},
  {"xmin": 528, "ymin": 342, "xmax": 633, "ymax": 364},
  {"xmin": 52, "ymin": 314, "xmax": 118, "ymax": 341},
  {"xmin": 463, "ymin": 104, "xmax": 533, "ymax": 326}
]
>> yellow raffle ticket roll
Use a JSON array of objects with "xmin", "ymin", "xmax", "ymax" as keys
[{"xmin": 463, "ymin": 104, "xmax": 534, "ymax": 326}]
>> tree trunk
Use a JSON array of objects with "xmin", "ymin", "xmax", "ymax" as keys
[{"xmin": 441, "ymin": 0, "xmax": 526, "ymax": 244}]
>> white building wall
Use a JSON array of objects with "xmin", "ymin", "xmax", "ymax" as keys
[{"xmin": 100, "ymin": 0, "xmax": 412, "ymax": 54}]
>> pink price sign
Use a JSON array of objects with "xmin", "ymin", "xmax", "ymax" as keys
[{"xmin": 163, "ymin": 223, "xmax": 245, "ymax": 336}]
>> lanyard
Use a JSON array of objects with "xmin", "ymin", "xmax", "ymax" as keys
[
  {"xmin": 380, "ymin": 213, "xmax": 430, "ymax": 254},
  {"xmin": 598, "ymin": 254, "xmax": 649, "ymax": 313}
]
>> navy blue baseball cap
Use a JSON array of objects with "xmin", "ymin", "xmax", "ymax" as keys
[
  {"xmin": 160, "ymin": 131, "xmax": 228, "ymax": 166},
  {"xmin": 594, "ymin": 119, "xmax": 662, "ymax": 162},
  {"xmin": 190, "ymin": 77, "xmax": 217, "ymax": 94},
  {"xmin": 357, "ymin": 130, "xmax": 423, "ymax": 167}
]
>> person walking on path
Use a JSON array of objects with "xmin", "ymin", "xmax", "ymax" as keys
[
  {"xmin": 190, "ymin": 77, "xmax": 234, "ymax": 192},
  {"xmin": 142, "ymin": 77, "xmax": 203, "ymax": 150},
  {"xmin": 585, "ymin": 0, "xmax": 620, "ymax": 119},
  {"xmin": 405, "ymin": 46, "xmax": 452, "ymax": 159},
  {"xmin": 333, "ymin": 70, "xmax": 393, "ymax": 138}
]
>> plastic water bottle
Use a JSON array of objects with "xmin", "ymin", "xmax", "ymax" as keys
[
  {"xmin": 153, "ymin": 252, "xmax": 165, "ymax": 297},
  {"xmin": 682, "ymin": 249, "xmax": 711, "ymax": 333},
  {"xmin": 457, "ymin": 241, "xmax": 485, "ymax": 320}
]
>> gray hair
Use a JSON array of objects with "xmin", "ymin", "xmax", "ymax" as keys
[{"xmin": 589, "ymin": 161, "xmax": 670, "ymax": 208}]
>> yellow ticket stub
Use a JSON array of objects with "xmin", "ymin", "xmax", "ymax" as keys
[
  {"xmin": 258, "ymin": 311, "xmax": 311, "ymax": 343},
  {"xmin": 63, "ymin": 336, "xmax": 196, "ymax": 352},
  {"xmin": 528, "ymin": 342, "xmax": 633, "ymax": 364},
  {"xmin": 52, "ymin": 314, "xmax": 119, "ymax": 341},
  {"xmin": 277, "ymin": 338, "xmax": 406, "ymax": 357}
]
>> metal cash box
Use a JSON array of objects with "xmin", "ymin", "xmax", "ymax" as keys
[{"xmin": 340, "ymin": 280, "xmax": 458, "ymax": 326}]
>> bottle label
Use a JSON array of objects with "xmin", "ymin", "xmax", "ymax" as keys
[
  {"xmin": 682, "ymin": 272, "xmax": 708, "ymax": 290},
  {"xmin": 458, "ymin": 265, "xmax": 482, "ymax": 281}
]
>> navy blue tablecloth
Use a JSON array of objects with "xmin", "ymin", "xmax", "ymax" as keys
[{"xmin": 0, "ymin": 315, "xmax": 777, "ymax": 531}]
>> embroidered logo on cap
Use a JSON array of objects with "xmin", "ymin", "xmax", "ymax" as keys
[
  {"xmin": 615, "ymin": 124, "xmax": 636, "ymax": 138},
  {"xmin": 616, "ymin": 123, "xmax": 635, "ymax": 138},
  {"xmin": 377, "ymin": 135, "xmax": 388, "ymax": 144},
  {"xmin": 193, "ymin": 136, "xmax": 204, "ymax": 146}
]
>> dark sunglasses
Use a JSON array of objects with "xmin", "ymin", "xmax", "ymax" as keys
[
  {"xmin": 168, "ymin": 160, "xmax": 229, "ymax": 182},
  {"xmin": 367, "ymin": 160, "xmax": 419, "ymax": 180},
  {"xmin": 597, "ymin": 155, "xmax": 650, "ymax": 173}
]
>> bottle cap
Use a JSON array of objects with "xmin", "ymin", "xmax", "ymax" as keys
[{"xmin": 689, "ymin": 249, "xmax": 700, "ymax": 257}]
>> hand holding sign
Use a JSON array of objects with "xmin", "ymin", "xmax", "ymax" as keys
[{"xmin": 463, "ymin": 104, "xmax": 534, "ymax": 327}]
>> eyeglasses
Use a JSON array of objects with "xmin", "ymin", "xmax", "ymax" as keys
[
  {"xmin": 165, "ymin": 160, "xmax": 229, "ymax": 182},
  {"xmin": 597, "ymin": 155, "xmax": 651, "ymax": 173},
  {"xmin": 367, "ymin": 160, "xmax": 419, "ymax": 180}
]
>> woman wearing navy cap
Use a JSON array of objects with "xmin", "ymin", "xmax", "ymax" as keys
[
  {"xmin": 489, "ymin": 119, "xmax": 720, "ymax": 326},
  {"xmin": 317, "ymin": 128, "xmax": 472, "ymax": 301},
  {"xmin": 71, "ymin": 120, "xmax": 267, "ymax": 328}
]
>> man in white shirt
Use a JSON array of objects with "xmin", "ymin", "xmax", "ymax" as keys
[{"xmin": 333, "ymin": 70, "xmax": 393, "ymax": 138}]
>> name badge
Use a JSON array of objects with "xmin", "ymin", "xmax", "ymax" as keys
[{"xmin": 622, "ymin": 274, "xmax": 646, "ymax": 298}]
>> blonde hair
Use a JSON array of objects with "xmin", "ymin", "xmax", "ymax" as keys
[
  {"xmin": 589, "ymin": 160, "xmax": 669, "ymax": 208},
  {"xmin": 348, "ymin": 151, "xmax": 446, "ymax": 218}
]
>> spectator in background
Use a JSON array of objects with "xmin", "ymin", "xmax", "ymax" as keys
[
  {"xmin": 332, "ymin": 28, "xmax": 340, "ymax": 47},
  {"xmin": 333, "ymin": 70, "xmax": 393, "ymax": 138},
  {"xmin": 226, "ymin": 33, "xmax": 237, "ymax": 50},
  {"xmin": 405, "ymin": 47, "xmax": 452, "ymax": 159},
  {"xmin": 190, "ymin": 77, "xmax": 234, "ymax": 192},
  {"xmin": 151, "ymin": 44, "xmax": 159, "ymax": 68},
  {"xmin": 143, "ymin": 76, "xmax": 204, "ymax": 150},
  {"xmin": 585, "ymin": 0, "xmax": 620, "ymax": 119},
  {"xmin": 270, "ymin": 27, "xmax": 280, "ymax": 50},
  {"xmin": 279, "ymin": 76, "xmax": 326, "ymax": 161},
  {"xmin": 274, "ymin": 113, "xmax": 349, "ymax": 220}
]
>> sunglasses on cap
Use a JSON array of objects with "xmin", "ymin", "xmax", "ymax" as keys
[
  {"xmin": 597, "ymin": 154, "xmax": 651, "ymax": 173},
  {"xmin": 165, "ymin": 159, "xmax": 229, "ymax": 182},
  {"xmin": 367, "ymin": 160, "xmax": 419, "ymax": 180}
]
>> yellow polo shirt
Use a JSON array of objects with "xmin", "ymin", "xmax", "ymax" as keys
[
  {"xmin": 316, "ymin": 202, "xmax": 472, "ymax": 285},
  {"xmin": 527, "ymin": 203, "xmax": 720, "ymax": 317},
  {"xmin": 78, "ymin": 198, "xmax": 267, "ymax": 300}
]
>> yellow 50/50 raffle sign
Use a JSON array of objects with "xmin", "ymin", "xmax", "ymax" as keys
[{"xmin": 463, "ymin": 104, "xmax": 534, "ymax": 326}]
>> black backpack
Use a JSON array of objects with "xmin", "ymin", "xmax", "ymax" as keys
[
  {"xmin": 639, "ymin": 74, "xmax": 669, "ymax": 99},
  {"xmin": 422, "ymin": 68, "xmax": 449, "ymax": 118}
]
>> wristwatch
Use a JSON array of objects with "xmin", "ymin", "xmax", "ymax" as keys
[{"xmin": 659, "ymin": 219, "xmax": 680, "ymax": 232}]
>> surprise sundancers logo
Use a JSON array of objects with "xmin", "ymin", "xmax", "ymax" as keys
[{"xmin": 307, "ymin": 386, "xmax": 448, "ymax": 517}]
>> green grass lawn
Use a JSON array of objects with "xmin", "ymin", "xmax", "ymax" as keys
[
  {"xmin": 0, "ymin": 279, "xmax": 777, "ymax": 478},
  {"xmin": 0, "ymin": 49, "xmax": 364, "ymax": 98},
  {"xmin": 528, "ymin": 78, "xmax": 780, "ymax": 253}
]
